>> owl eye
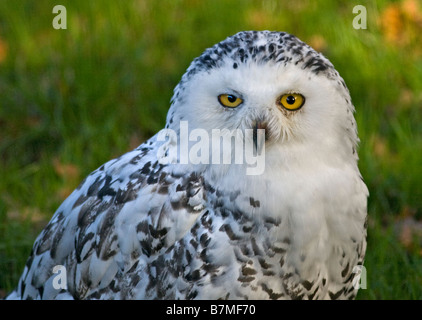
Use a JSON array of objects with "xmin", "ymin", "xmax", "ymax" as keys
[
  {"xmin": 279, "ymin": 93, "xmax": 305, "ymax": 111},
  {"xmin": 218, "ymin": 94, "xmax": 243, "ymax": 108}
]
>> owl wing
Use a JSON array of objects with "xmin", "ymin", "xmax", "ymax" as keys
[{"xmin": 10, "ymin": 135, "xmax": 207, "ymax": 299}]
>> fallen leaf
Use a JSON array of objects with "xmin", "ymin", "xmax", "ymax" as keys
[
  {"xmin": 53, "ymin": 157, "xmax": 80, "ymax": 181},
  {"xmin": 52, "ymin": 158, "xmax": 81, "ymax": 200},
  {"xmin": 0, "ymin": 37, "xmax": 8, "ymax": 64},
  {"xmin": 395, "ymin": 215, "xmax": 422, "ymax": 255}
]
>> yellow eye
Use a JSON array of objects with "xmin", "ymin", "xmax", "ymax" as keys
[
  {"xmin": 279, "ymin": 93, "xmax": 305, "ymax": 111},
  {"xmin": 218, "ymin": 94, "xmax": 243, "ymax": 108}
]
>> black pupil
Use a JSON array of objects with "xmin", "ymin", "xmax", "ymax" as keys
[
  {"xmin": 227, "ymin": 95, "xmax": 237, "ymax": 103},
  {"xmin": 286, "ymin": 95, "xmax": 296, "ymax": 105}
]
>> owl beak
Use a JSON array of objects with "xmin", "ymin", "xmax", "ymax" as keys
[{"xmin": 252, "ymin": 121, "xmax": 267, "ymax": 155}]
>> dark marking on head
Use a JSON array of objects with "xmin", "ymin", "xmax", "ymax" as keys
[
  {"xmin": 249, "ymin": 197, "xmax": 260, "ymax": 208},
  {"xmin": 171, "ymin": 31, "xmax": 337, "ymax": 106}
]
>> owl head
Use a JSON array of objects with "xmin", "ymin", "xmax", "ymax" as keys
[{"xmin": 164, "ymin": 31, "xmax": 360, "ymax": 175}]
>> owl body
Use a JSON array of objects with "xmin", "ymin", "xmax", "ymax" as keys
[{"xmin": 7, "ymin": 31, "xmax": 368, "ymax": 300}]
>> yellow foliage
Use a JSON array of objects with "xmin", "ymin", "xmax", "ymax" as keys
[{"xmin": 379, "ymin": 0, "xmax": 422, "ymax": 54}]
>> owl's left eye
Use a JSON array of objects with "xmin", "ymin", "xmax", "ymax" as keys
[
  {"xmin": 279, "ymin": 93, "xmax": 305, "ymax": 111},
  {"xmin": 218, "ymin": 94, "xmax": 243, "ymax": 108}
]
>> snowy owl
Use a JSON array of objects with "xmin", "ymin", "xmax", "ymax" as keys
[{"xmin": 7, "ymin": 31, "xmax": 368, "ymax": 300}]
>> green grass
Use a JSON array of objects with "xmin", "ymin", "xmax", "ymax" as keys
[{"xmin": 1, "ymin": 0, "xmax": 422, "ymax": 299}]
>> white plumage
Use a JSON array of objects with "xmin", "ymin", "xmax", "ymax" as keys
[{"xmin": 7, "ymin": 31, "xmax": 368, "ymax": 300}]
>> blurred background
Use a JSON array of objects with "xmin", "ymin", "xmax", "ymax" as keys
[{"xmin": 0, "ymin": 0, "xmax": 421, "ymax": 299}]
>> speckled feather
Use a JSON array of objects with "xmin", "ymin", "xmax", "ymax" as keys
[{"xmin": 7, "ymin": 31, "xmax": 368, "ymax": 300}]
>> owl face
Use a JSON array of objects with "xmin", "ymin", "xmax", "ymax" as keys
[{"xmin": 167, "ymin": 31, "xmax": 359, "ymax": 171}]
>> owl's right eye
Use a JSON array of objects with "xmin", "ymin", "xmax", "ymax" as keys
[{"xmin": 218, "ymin": 94, "xmax": 243, "ymax": 108}]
